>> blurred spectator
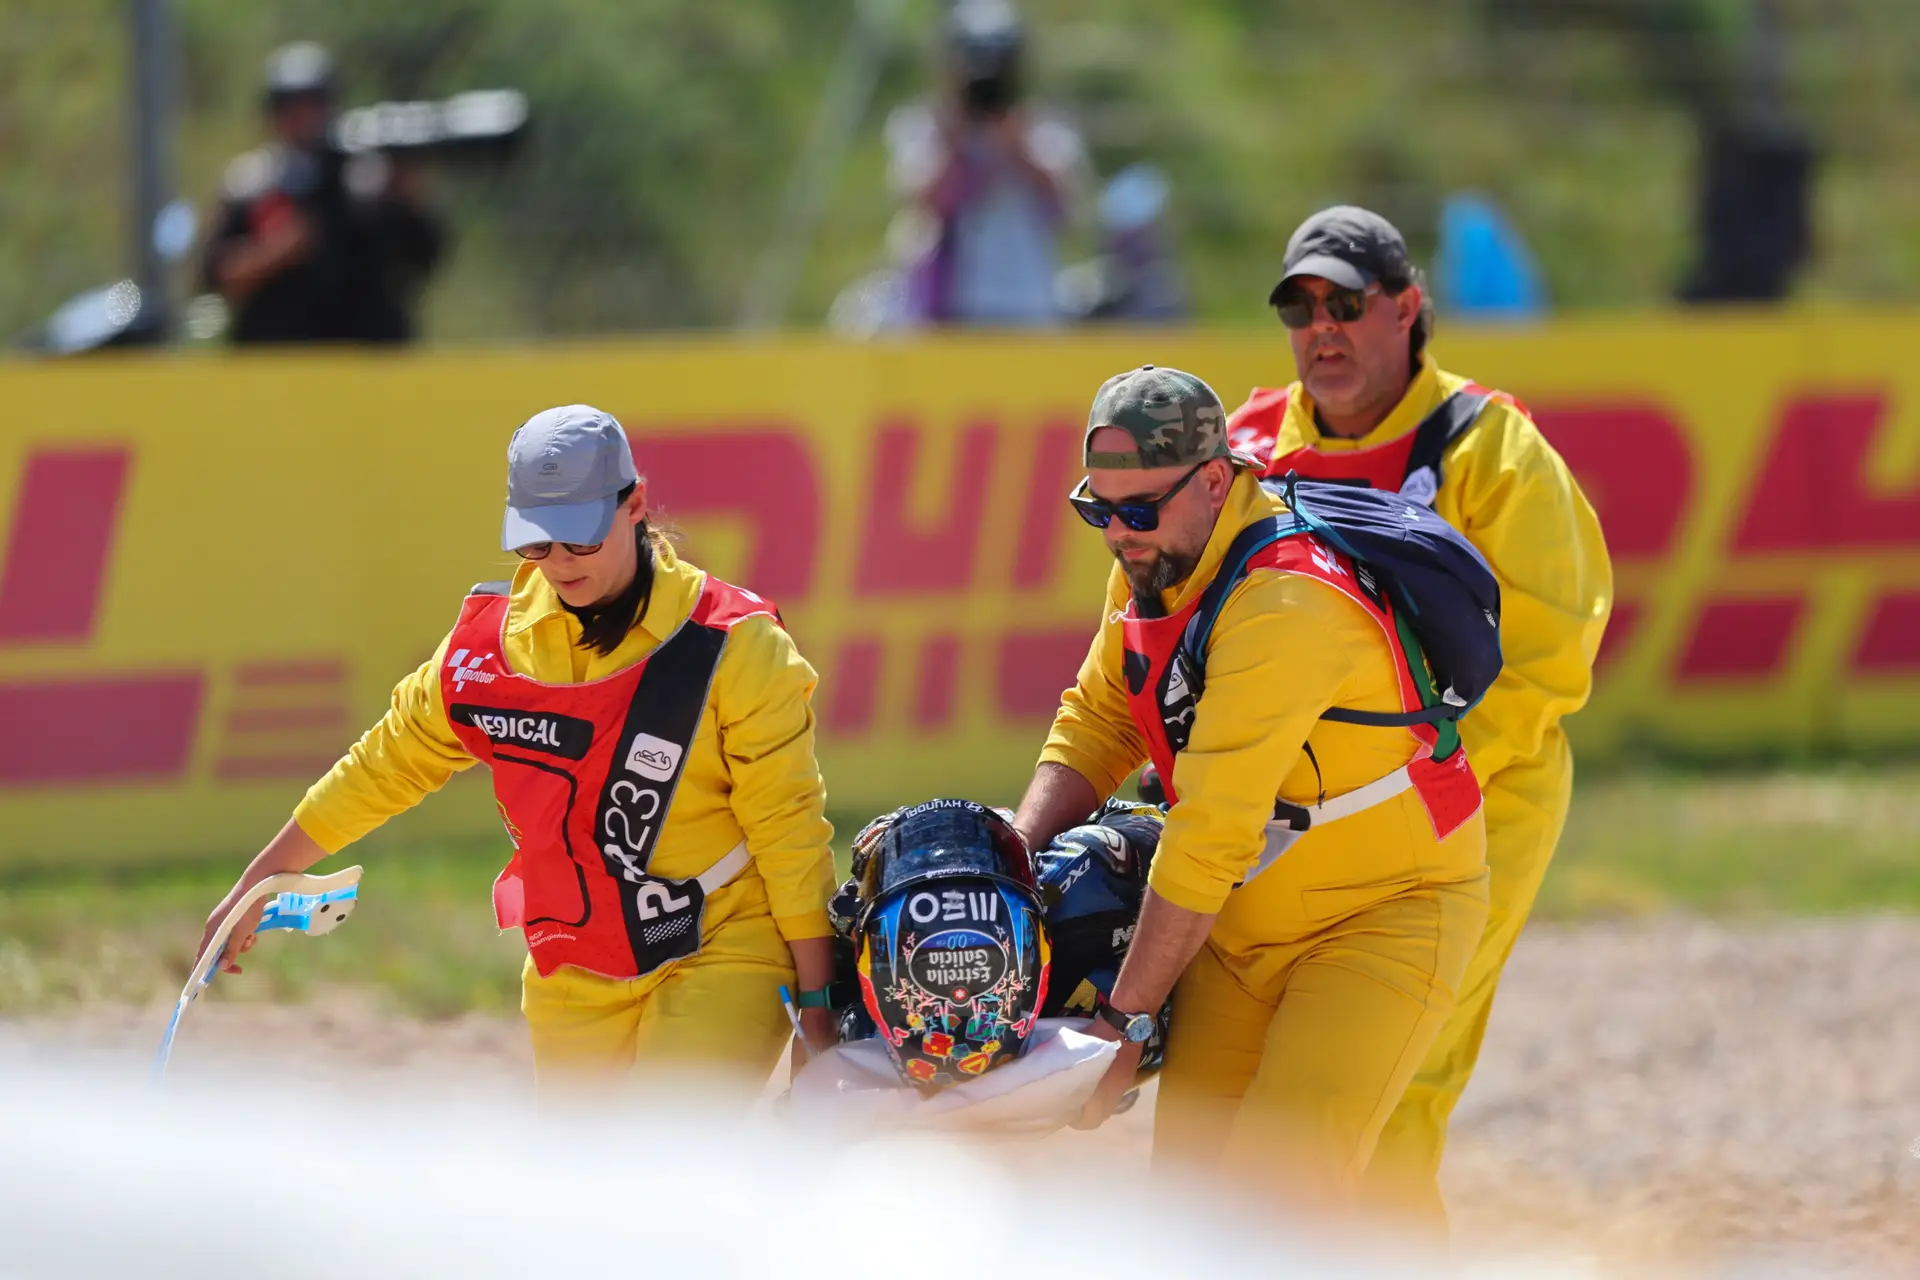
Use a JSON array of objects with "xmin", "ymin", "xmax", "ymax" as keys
[
  {"xmin": 1678, "ymin": 116, "xmax": 1815, "ymax": 304},
  {"xmin": 1057, "ymin": 163, "xmax": 1189, "ymax": 323},
  {"xmin": 1433, "ymin": 192, "xmax": 1545, "ymax": 320},
  {"xmin": 200, "ymin": 42, "xmax": 446, "ymax": 345},
  {"xmin": 884, "ymin": 1, "xmax": 1089, "ymax": 328}
]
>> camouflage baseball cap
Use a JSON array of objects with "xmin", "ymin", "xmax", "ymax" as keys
[{"xmin": 1083, "ymin": 365, "xmax": 1262, "ymax": 470}]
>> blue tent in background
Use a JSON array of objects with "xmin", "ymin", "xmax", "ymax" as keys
[{"xmin": 1434, "ymin": 193, "xmax": 1546, "ymax": 320}]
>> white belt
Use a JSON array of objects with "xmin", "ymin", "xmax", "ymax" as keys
[
  {"xmin": 695, "ymin": 840, "xmax": 752, "ymax": 893},
  {"xmin": 1241, "ymin": 762, "xmax": 1418, "ymax": 887}
]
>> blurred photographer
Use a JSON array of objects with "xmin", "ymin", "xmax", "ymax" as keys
[
  {"xmin": 200, "ymin": 42, "xmax": 446, "ymax": 345},
  {"xmin": 885, "ymin": 0, "xmax": 1088, "ymax": 328}
]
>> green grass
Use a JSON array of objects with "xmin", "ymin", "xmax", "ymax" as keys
[
  {"xmin": 0, "ymin": 844, "xmax": 529, "ymax": 1018},
  {"xmin": 6, "ymin": 768, "xmax": 1920, "ymax": 1018},
  {"xmin": 1536, "ymin": 765, "xmax": 1920, "ymax": 920},
  {"xmin": 0, "ymin": 823, "xmax": 867, "ymax": 1019}
]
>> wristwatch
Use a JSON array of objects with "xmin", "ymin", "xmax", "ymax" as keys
[{"xmin": 1093, "ymin": 994, "xmax": 1155, "ymax": 1044}]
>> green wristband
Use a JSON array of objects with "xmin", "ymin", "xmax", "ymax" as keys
[{"xmin": 793, "ymin": 986, "xmax": 833, "ymax": 1010}]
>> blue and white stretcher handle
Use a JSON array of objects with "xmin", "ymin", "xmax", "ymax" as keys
[{"xmin": 150, "ymin": 866, "xmax": 363, "ymax": 1081}]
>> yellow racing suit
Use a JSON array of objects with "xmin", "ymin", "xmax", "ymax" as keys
[
  {"xmin": 1041, "ymin": 471, "xmax": 1489, "ymax": 1205},
  {"xmin": 1234, "ymin": 355, "xmax": 1613, "ymax": 1225},
  {"xmin": 294, "ymin": 539, "xmax": 836, "ymax": 1094}
]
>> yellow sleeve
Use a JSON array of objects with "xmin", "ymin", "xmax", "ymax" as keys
[
  {"xmin": 1147, "ymin": 573, "xmax": 1371, "ymax": 914},
  {"xmin": 1439, "ymin": 404, "xmax": 1614, "ymax": 781},
  {"xmin": 293, "ymin": 634, "xmax": 477, "ymax": 854},
  {"xmin": 1038, "ymin": 572, "xmax": 1149, "ymax": 801},
  {"xmin": 714, "ymin": 615, "xmax": 837, "ymax": 942}
]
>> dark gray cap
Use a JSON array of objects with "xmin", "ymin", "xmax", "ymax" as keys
[
  {"xmin": 1269, "ymin": 205, "xmax": 1412, "ymax": 302},
  {"xmin": 501, "ymin": 405, "xmax": 639, "ymax": 551}
]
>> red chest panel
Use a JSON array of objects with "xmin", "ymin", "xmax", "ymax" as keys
[
  {"xmin": 1268, "ymin": 434, "xmax": 1422, "ymax": 491},
  {"xmin": 439, "ymin": 576, "xmax": 779, "ymax": 979},
  {"xmin": 1116, "ymin": 531, "xmax": 1478, "ymax": 841}
]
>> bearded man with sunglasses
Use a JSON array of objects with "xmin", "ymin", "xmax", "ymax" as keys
[
  {"xmin": 1228, "ymin": 206, "xmax": 1613, "ymax": 1235},
  {"xmin": 1012, "ymin": 365, "xmax": 1489, "ymax": 1209},
  {"xmin": 196, "ymin": 404, "xmax": 838, "ymax": 1095}
]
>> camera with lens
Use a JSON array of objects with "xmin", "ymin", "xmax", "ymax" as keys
[
  {"xmin": 329, "ymin": 88, "xmax": 529, "ymax": 162},
  {"xmin": 947, "ymin": 0, "xmax": 1024, "ymax": 119},
  {"xmin": 961, "ymin": 66, "xmax": 1019, "ymax": 118}
]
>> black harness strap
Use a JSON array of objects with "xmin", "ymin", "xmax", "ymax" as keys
[
  {"xmin": 590, "ymin": 618, "xmax": 730, "ymax": 974},
  {"xmin": 1400, "ymin": 388, "xmax": 1494, "ymax": 498}
]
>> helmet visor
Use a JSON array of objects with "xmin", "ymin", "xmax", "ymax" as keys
[{"xmin": 858, "ymin": 799, "xmax": 1036, "ymax": 904}]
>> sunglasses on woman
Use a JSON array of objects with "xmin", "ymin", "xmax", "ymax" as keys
[
  {"xmin": 1068, "ymin": 461, "xmax": 1206, "ymax": 532},
  {"xmin": 513, "ymin": 539, "xmax": 605, "ymax": 561},
  {"xmin": 1272, "ymin": 282, "xmax": 1382, "ymax": 329}
]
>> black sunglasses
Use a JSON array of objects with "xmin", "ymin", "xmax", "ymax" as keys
[
  {"xmin": 1069, "ymin": 461, "xmax": 1207, "ymax": 532},
  {"xmin": 513, "ymin": 539, "xmax": 605, "ymax": 561},
  {"xmin": 1273, "ymin": 282, "xmax": 1381, "ymax": 329}
]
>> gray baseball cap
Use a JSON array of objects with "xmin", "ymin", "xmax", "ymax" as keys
[
  {"xmin": 500, "ymin": 405, "xmax": 639, "ymax": 551},
  {"xmin": 1270, "ymin": 205, "xmax": 1413, "ymax": 301}
]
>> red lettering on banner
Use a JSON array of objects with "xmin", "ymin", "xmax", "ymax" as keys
[
  {"xmin": 823, "ymin": 636, "xmax": 884, "ymax": 736},
  {"xmin": 223, "ymin": 706, "xmax": 348, "ymax": 734},
  {"xmin": 234, "ymin": 658, "xmax": 349, "ymax": 688},
  {"xmin": 996, "ymin": 628, "xmax": 1094, "ymax": 722},
  {"xmin": 1676, "ymin": 597, "xmax": 1806, "ymax": 680},
  {"xmin": 0, "ymin": 446, "xmax": 132, "ymax": 644},
  {"xmin": 215, "ymin": 755, "xmax": 349, "ymax": 782},
  {"xmin": 1851, "ymin": 591, "xmax": 1920, "ymax": 674},
  {"xmin": 625, "ymin": 428, "xmax": 820, "ymax": 600},
  {"xmin": 1530, "ymin": 404, "xmax": 1692, "ymax": 558},
  {"xmin": 1013, "ymin": 422, "xmax": 1081, "ymax": 589},
  {"xmin": 856, "ymin": 422, "xmax": 999, "ymax": 596},
  {"xmin": 1594, "ymin": 600, "xmax": 1642, "ymax": 670},
  {"xmin": 913, "ymin": 634, "xmax": 962, "ymax": 729},
  {"xmin": 214, "ymin": 657, "xmax": 354, "ymax": 780},
  {"xmin": 1731, "ymin": 393, "xmax": 1920, "ymax": 552},
  {"xmin": 0, "ymin": 674, "xmax": 203, "ymax": 785}
]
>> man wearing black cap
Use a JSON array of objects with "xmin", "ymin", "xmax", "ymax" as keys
[
  {"xmin": 1227, "ymin": 206, "xmax": 1613, "ymax": 1234},
  {"xmin": 200, "ymin": 42, "xmax": 445, "ymax": 344}
]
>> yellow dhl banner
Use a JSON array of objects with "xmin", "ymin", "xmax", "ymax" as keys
[{"xmin": 3, "ymin": 318, "xmax": 1920, "ymax": 866}]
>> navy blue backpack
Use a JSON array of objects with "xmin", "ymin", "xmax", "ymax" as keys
[{"xmin": 1177, "ymin": 472, "xmax": 1503, "ymax": 757}]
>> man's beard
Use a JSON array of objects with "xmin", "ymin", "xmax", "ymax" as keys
[{"xmin": 1117, "ymin": 545, "xmax": 1199, "ymax": 617}]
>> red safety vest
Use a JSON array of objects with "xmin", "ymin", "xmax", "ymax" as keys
[
  {"xmin": 1118, "ymin": 529, "xmax": 1481, "ymax": 842},
  {"xmin": 440, "ymin": 574, "xmax": 778, "ymax": 979},
  {"xmin": 1229, "ymin": 380, "xmax": 1523, "ymax": 493}
]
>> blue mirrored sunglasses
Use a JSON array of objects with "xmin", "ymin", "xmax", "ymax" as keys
[{"xmin": 1068, "ymin": 461, "xmax": 1206, "ymax": 532}]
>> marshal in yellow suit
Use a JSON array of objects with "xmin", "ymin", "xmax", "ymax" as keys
[
  {"xmin": 294, "ymin": 541, "xmax": 837, "ymax": 1094},
  {"xmin": 1239, "ymin": 355, "xmax": 1612, "ymax": 1224}
]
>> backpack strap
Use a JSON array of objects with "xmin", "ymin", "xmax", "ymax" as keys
[
  {"xmin": 1187, "ymin": 479, "xmax": 1473, "ymax": 746},
  {"xmin": 1400, "ymin": 387, "xmax": 1495, "ymax": 500},
  {"xmin": 1175, "ymin": 513, "xmax": 1299, "ymax": 706},
  {"xmin": 1320, "ymin": 698, "xmax": 1466, "ymax": 727}
]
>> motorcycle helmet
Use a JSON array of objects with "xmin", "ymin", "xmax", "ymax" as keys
[{"xmin": 854, "ymin": 799, "xmax": 1049, "ymax": 1091}]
